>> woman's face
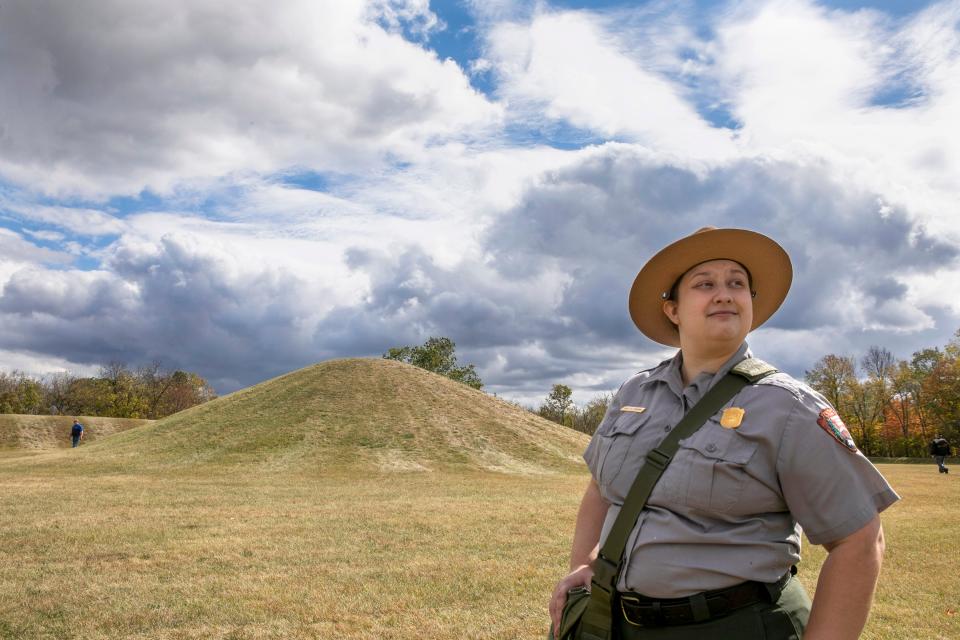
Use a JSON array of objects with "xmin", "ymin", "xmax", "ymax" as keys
[{"xmin": 661, "ymin": 259, "xmax": 754, "ymax": 350}]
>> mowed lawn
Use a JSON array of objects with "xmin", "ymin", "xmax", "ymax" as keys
[{"xmin": 0, "ymin": 458, "xmax": 956, "ymax": 640}]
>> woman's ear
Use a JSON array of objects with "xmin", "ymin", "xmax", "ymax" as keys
[{"xmin": 662, "ymin": 299, "xmax": 679, "ymax": 327}]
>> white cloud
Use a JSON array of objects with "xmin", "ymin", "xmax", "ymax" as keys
[
  {"xmin": 0, "ymin": 267, "xmax": 139, "ymax": 318},
  {"xmin": 902, "ymin": 266, "xmax": 960, "ymax": 317},
  {"xmin": 714, "ymin": 0, "xmax": 960, "ymax": 237},
  {"xmin": 715, "ymin": 0, "xmax": 884, "ymax": 120},
  {"xmin": 0, "ymin": 0, "xmax": 502, "ymax": 199},
  {"xmin": 465, "ymin": 0, "xmax": 531, "ymax": 24},
  {"xmin": 0, "ymin": 229, "xmax": 69, "ymax": 266},
  {"xmin": 1, "ymin": 0, "xmax": 959, "ymax": 406},
  {"xmin": 205, "ymin": 142, "xmax": 584, "ymax": 271},
  {"xmin": 4, "ymin": 203, "xmax": 127, "ymax": 236},
  {"xmin": 23, "ymin": 229, "xmax": 66, "ymax": 242},
  {"xmin": 0, "ymin": 348, "xmax": 99, "ymax": 379},
  {"xmin": 484, "ymin": 9, "xmax": 736, "ymax": 158},
  {"xmin": 367, "ymin": 0, "xmax": 440, "ymax": 37},
  {"xmin": 120, "ymin": 211, "xmax": 367, "ymax": 313},
  {"xmin": 0, "ymin": 231, "xmax": 341, "ymax": 390}
]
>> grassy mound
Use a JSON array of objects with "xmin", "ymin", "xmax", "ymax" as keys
[
  {"xmin": 75, "ymin": 358, "xmax": 588, "ymax": 474},
  {"xmin": 0, "ymin": 414, "xmax": 152, "ymax": 450}
]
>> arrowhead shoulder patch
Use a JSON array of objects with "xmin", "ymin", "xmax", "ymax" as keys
[{"xmin": 817, "ymin": 408, "xmax": 858, "ymax": 453}]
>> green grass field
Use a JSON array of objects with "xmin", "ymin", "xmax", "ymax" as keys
[
  {"xmin": 1, "ymin": 360, "xmax": 956, "ymax": 639},
  {"xmin": 1, "ymin": 459, "xmax": 956, "ymax": 640}
]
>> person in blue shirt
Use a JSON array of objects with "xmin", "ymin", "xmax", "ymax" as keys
[{"xmin": 70, "ymin": 419, "xmax": 84, "ymax": 448}]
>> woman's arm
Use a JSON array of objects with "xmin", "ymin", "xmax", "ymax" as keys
[
  {"xmin": 549, "ymin": 478, "xmax": 608, "ymax": 637},
  {"xmin": 804, "ymin": 515, "xmax": 885, "ymax": 640}
]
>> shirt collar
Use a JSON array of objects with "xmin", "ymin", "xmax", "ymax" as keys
[
  {"xmin": 656, "ymin": 342, "xmax": 752, "ymax": 397},
  {"xmin": 710, "ymin": 341, "xmax": 753, "ymax": 382}
]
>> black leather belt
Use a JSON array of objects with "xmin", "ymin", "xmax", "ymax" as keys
[{"xmin": 619, "ymin": 570, "xmax": 794, "ymax": 628}]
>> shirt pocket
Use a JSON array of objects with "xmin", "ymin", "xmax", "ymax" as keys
[
  {"xmin": 678, "ymin": 423, "xmax": 758, "ymax": 514},
  {"xmin": 596, "ymin": 411, "xmax": 651, "ymax": 501}
]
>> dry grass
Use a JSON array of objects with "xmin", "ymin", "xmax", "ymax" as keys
[
  {"xmin": 797, "ymin": 464, "xmax": 960, "ymax": 640},
  {"xmin": 1, "ymin": 362, "xmax": 955, "ymax": 639},
  {"xmin": 0, "ymin": 415, "xmax": 152, "ymax": 450},
  {"xmin": 0, "ymin": 461, "xmax": 955, "ymax": 640},
  {"xmin": 0, "ymin": 464, "xmax": 585, "ymax": 640},
  {"xmin": 71, "ymin": 359, "xmax": 587, "ymax": 475}
]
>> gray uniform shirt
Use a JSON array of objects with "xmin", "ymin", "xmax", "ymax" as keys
[{"xmin": 584, "ymin": 342, "xmax": 900, "ymax": 598}]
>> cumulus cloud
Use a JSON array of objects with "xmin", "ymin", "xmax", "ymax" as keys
[
  {"xmin": 478, "ymin": 145, "xmax": 957, "ymax": 378},
  {"xmin": 0, "ymin": 0, "xmax": 501, "ymax": 198},
  {"xmin": 713, "ymin": 0, "xmax": 960, "ymax": 236},
  {"xmin": 0, "ymin": 267, "xmax": 138, "ymax": 318},
  {"xmin": 6, "ymin": 138, "xmax": 954, "ymax": 401},
  {"xmin": 481, "ymin": 0, "xmax": 960, "ymax": 235},
  {"xmin": 533, "ymin": 172, "xmax": 946, "ymax": 354},
  {"xmin": 0, "ymin": 232, "xmax": 335, "ymax": 390},
  {"xmin": 298, "ymin": 143, "xmax": 958, "ymax": 403},
  {"xmin": 314, "ymin": 241, "xmax": 650, "ymax": 404},
  {"xmin": 1, "ymin": 0, "xmax": 960, "ymax": 409}
]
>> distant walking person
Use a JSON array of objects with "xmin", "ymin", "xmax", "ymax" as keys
[
  {"xmin": 70, "ymin": 419, "xmax": 84, "ymax": 448},
  {"xmin": 930, "ymin": 434, "xmax": 950, "ymax": 474}
]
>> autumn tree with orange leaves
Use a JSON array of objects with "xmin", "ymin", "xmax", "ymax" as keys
[{"xmin": 805, "ymin": 331, "xmax": 960, "ymax": 457}]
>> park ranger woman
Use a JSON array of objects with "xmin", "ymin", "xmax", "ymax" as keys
[{"xmin": 549, "ymin": 227, "xmax": 899, "ymax": 639}]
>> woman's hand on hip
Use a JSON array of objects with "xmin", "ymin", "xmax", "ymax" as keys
[{"xmin": 549, "ymin": 563, "xmax": 593, "ymax": 639}]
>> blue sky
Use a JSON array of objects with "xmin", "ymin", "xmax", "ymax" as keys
[{"xmin": 1, "ymin": 0, "xmax": 958, "ymax": 406}]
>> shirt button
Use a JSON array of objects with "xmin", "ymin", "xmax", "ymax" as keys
[{"xmin": 706, "ymin": 443, "xmax": 718, "ymax": 453}]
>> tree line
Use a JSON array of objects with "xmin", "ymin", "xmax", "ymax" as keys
[
  {"xmin": 535, "ymin": 384, "xmax": 610, "ymax": 435},
  {"xmin": 11, "ymin": 332, "xmax": 931, "ymax": 453},
  {"xmin": 805, "ymin": 330, "xmax": 960, "ymax": 457},
  {"xmin": 531, "ymin": 331, "xmax": 960, "ymax": 457},
  {"xmin": 0, "ymin": 362, "xmax": 216, "ymax": 419}
]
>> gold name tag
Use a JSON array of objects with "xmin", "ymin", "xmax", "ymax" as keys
[
  {"xmin": 620, "ymin": 406, "xmax": 646, "ymax": 414},
  {"xmin": 720, "ymin": 407, "xmax": 745, "ymax": 429}
]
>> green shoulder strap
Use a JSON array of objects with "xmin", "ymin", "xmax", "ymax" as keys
[{"xmin": 575, "ymin": 358, "xmax": 777, "ymax": 640}]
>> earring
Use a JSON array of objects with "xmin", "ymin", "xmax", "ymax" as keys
[{"xmin": 751, "ymin": 291, "xmax": 757, "ymax": 298}]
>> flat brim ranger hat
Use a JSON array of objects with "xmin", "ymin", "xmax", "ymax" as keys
[{"xmin": 628, "ymin": 227, "xmax": 793, "ymax": 347}]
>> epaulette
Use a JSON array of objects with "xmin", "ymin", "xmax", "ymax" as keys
[{"xmin": 731, "ymin": 357, "xmax": 778, "ymax": 383}]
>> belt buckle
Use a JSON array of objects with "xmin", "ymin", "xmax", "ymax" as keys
[{"xmin": 619, "ymin": 594, "xmax": 661, "ymax": 628}]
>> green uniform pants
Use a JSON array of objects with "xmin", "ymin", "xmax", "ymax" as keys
[{"xmin": 615, "ymin": 577, "xmax": 811, "ymax": 640}]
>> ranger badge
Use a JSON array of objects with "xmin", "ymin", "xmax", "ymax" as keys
[
  {"xmin": 817, "ymin": 408, "xmax": 858, "ymax": 453},
  {"xmin": 720, "ymin": 407, "xmax": 745, "ymax": 429}
]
